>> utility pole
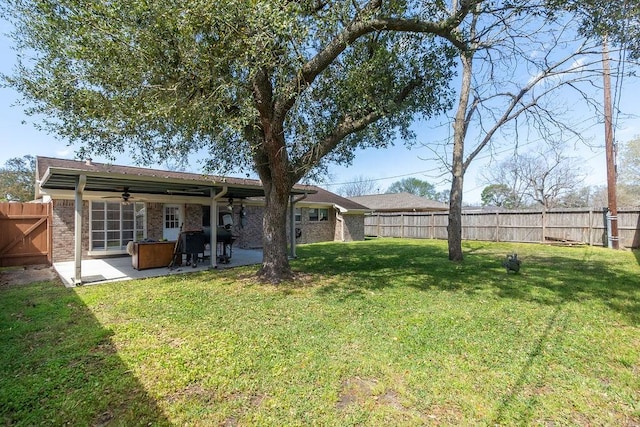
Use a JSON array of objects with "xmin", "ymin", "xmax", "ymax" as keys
[{"xmin": 602, "ymin": 35, "xmax": 619, "ymax": 249}]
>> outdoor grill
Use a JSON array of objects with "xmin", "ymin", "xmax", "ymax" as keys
[
  {"xmin": 216, "ymin": 226, "xmax": 235, "ymax": 264},
  {"xmin": 170, "ymin": 230, "xmax": 206, "ymax": 268}
]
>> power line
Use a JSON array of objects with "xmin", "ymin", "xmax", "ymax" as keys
[{"xmin": 321, "ymin": 167, "xmax": 444, "ymax": 187}]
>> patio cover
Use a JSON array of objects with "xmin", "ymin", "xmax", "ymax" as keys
[{"xmin": 36, "ymin": 157, "xmax": 315, "ymax": 285}]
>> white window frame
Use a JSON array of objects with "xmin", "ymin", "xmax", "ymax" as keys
[
  {"xmin": 89, "ymin": 201, "xmax": 146, "ymax": 254},
  {"xmin": 309, "ymin": 207, "xmax": 329, "ymax": 222}
]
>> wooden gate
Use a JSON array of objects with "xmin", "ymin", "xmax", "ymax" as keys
[{"xmin": 0, "ymin": 202, "xmax": 52, "ymax": 267}]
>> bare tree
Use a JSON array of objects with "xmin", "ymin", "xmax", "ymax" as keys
[
  {"xmin": 337, "ymin": 175, "xmax": 378, "ymax": 197},
  {"xmin": 484, "ymin": 143, "xmax": 585, "ymax": 209},
  {"xmin": 430, "ymin": 1, "xmax": 633, "ymax": 260}
]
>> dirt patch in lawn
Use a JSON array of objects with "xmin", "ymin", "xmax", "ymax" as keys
[{"xmin": 0, "ymin": 264, "xmax": 58, "ymax": 288}]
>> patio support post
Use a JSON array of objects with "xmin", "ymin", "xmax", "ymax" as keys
[
  {"xmin": 210, "ymin": 188, "xmax": 217, "ymax": 268},
  {"xmin": 74, "ymin": 175, "xmax": 86, "ymax": 285},
  {"xmin": 210, "ymin": 186, "xmax": 228, "ymax": 268},
  {"xmin": 289, "ymin": 194, "xmax": 296, "ymax": 258}
]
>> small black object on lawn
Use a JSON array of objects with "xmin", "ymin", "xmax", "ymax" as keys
[{"xmin": 502, "ymin": 253, "xmax": 521, "ymax": 273}]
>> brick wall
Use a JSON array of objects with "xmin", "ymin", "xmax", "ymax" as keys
[
  {"xmin": 341, "ymin": 214, "xmax": 365, "ymax": 242},
  {"xmin": 146, "ymin": 203, "xmax": 164, "ymax": 241},
  {"xmin": 51, "ymin": 199, "xmax": 90, "ymax": 262},
  {"xmin": 243, "ymin": 206, "xmax": 365, "ymax": 247},
  {"xmin": 288, "ymin": 207, "xmax": 335, "ymax": 245},
  {"xmin": 236, "ymin": 205, "xmax": 263, "ymax": 249},
  {"xmin": 184, "ymin": 204, "xmax": 202, "ymax": 231}
]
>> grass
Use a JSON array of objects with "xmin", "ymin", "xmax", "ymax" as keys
[{"xmin": 1, "ymin": 238, "xmax": 639, "ymax": 425}]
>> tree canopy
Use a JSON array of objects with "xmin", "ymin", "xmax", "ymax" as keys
[
  {"xmin": 0, "ymin": 155, "xmax": 36, "ymax": 202},
  {"xmin": 2, "ymin": 0, "xmax": 467, "ymax": 175},
  {"xmin": 386, "ymin": 177, "xmax": 438, "ymax": 199},
  {"xmin": 480, "ymin": 184, "xmax": 518, "ymax": 208}
]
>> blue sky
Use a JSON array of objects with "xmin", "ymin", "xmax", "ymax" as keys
[{"xmin": 1, "ymin": 18, "xmax": 638, "ymax": 204}]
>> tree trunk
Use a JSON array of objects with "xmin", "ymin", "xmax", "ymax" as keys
[
  {"xmin": 447, "ymin": 49, "xmax": 473, "ymax": 262},
  {"xmin": 448, "ymin": 158, "xmax": 464, "ymax": 261},
  {"xmin": 252, "ymin": 116, "xmax": 295, "ymax": 284},
  {"xmin": 258, "ymin": 177, "xmax": 294, "ymax": 283}
]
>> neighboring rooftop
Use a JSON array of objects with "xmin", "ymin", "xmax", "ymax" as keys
[
  {"xmin": 348, "ymin": 192, "xmax": 448, "ymax": 212},
  {"xmin": 303, "ymin": 186, "xmax": 370, "ymax": 212}
]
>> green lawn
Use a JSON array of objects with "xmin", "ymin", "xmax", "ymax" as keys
[{"xmin": 1, "ymin": 239, "xmax": 639, "ymax": 425}]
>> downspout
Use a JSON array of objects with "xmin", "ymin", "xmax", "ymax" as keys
[
  {"xmin": 210, "ymin": 186, "xmax": 228, "ymax": 268},
  {"xmin": 289, "ymin": 193, "xmax": 308, "ymax": 258},
  {"xmin": 74, "ymin": 175, "xmax": 86, "ymax": 286}
]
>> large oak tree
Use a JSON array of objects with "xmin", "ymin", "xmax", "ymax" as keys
[{"xmin": 2, "ymin": 0, "xmax": 478, "ymax": 282}]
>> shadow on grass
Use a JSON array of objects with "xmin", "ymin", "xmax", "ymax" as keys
[
  {"xmin": 295, "ymin": 239, "xmax": 640, "ymax": 325},
  {"xmin": 0, "ymin": 281, "xmax": 170, "ymax": 425}
]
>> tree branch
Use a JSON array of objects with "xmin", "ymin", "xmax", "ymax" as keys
[
  {"xmin": 273, "ymin": 0, "xmax": 477, "ymax": 123},
  {"xmin": 291, "ymin": 76, "xmax": 424, "ymax": 181}
]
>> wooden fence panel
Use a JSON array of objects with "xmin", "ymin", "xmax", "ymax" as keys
[
  {"xmin": 364, "ymin": 208, "xmax": 640, "ymax": 249},
  {"xmin": 432, "ymin": 213, "xmax": 448, "ymax": 240},
  {"xmin": 618, "ymin": 210, "xmax": 640, "ymax": 248},
  {"xmin": 403, "ymin": 214, "xmax": 430, "ymax": 239},
  {"xmin": 462, "ymin": 213, "xmax": 497, "ymax": 242},
  {"xmin": 498, "ymin": 211, "xmax": 543, "ymax": 243},
  {"xmin": 0, "ymin": 202, "xmax": 52, "ymax": 267}
]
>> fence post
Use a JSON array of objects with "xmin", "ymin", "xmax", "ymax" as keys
[
  {"xmin": 588, "ymin": 209, "xmax": 593, "ymax": 246},
  {"xmin": 541, "ymin": 209, "xmax": 546, "ymax": 243},
  {"xmin": 430, "ymin": 212, "xmax": 434, "ymax": 239},
  {"xmin": 495, "ymin": 211, "xmax": 500, "ymax": 242},
  {"xmin": 377, "ymin": 213, "xmax": 381, "ymax": 238}
]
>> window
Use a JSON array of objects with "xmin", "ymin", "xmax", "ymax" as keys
[
  {"xmin": 295, "ymin": 207, "xmax": 301, "ymax": 222},
  {"xmin": 165, "ymin": 206, "xmax": 180, "ymax": 229},
  {"xmin": 90, "ymin": 201, "xmax": 146, "ymax": 251},
  {"xmin": 309, "ymin": 208, "xmax": 329, "ymax": 221}
]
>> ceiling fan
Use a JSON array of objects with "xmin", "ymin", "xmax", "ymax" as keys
[{"xmin": 102, "ymin": 187, "xmax": 137, "ymax": 203}]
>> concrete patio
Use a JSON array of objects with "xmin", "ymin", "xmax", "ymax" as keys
[{"xmin": 53, "ymin": 248, "xmax": 264, "ymax": 287}]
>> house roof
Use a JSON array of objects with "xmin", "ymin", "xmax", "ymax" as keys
[
  {"xmin": 36, "ymin": 156, "xmax": 315, "ymax": 200},
  {"xmin": 348, "ymin": 192, "xmax": 448, "ymax": 212},
  {"xmin": 301, "ymin": 186, "xmax": 369, "ymax": 212}
]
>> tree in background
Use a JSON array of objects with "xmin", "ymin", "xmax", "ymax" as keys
[
  {"xmin": 559, "ymin": 186, "xmax": 595, "ymax": 208},
  {"xmin": 2, "ymin": 1, "xmax": 476, "ymax": 282},
  {"xmin": 483, "ymin": 144, "xmax": 585, "ymax": 209},
  {"xmin": 386, "ymin": 177, "xmax": 438, "ymax": 199},
  {"xmin": 480, "ymin": 184, "xmax": 519, "ymax": 208},
  {"xmin": 617, "ymin": 136, "xmax": 640, "ymax": 206},
  {"xmin": 619, "ymin": 137, "xmax": 640, "ymax": 186},
  {"xmin": 337, "ymin": 176, "xmax": 378, "ymax": 197},
  {"xmin": 435, "ymin": 189, "xmax": 450, "ymax": 203},
  {"xmin": 0, "ymin": 155, "xmax": 36, "ymax": 202}
]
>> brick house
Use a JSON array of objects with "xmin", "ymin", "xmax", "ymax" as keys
[{"xmin": 36, "ymin": 157, "xmax": 368, "ymax": 283}]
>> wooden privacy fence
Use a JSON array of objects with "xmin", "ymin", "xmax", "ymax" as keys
[
  {"xmin": 0, "ymin": 202, "xmax": 52, "ymax": 267},
  {"xmin": 365, "ymin": 208, "xmax": 640, "ymax": 249}
]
